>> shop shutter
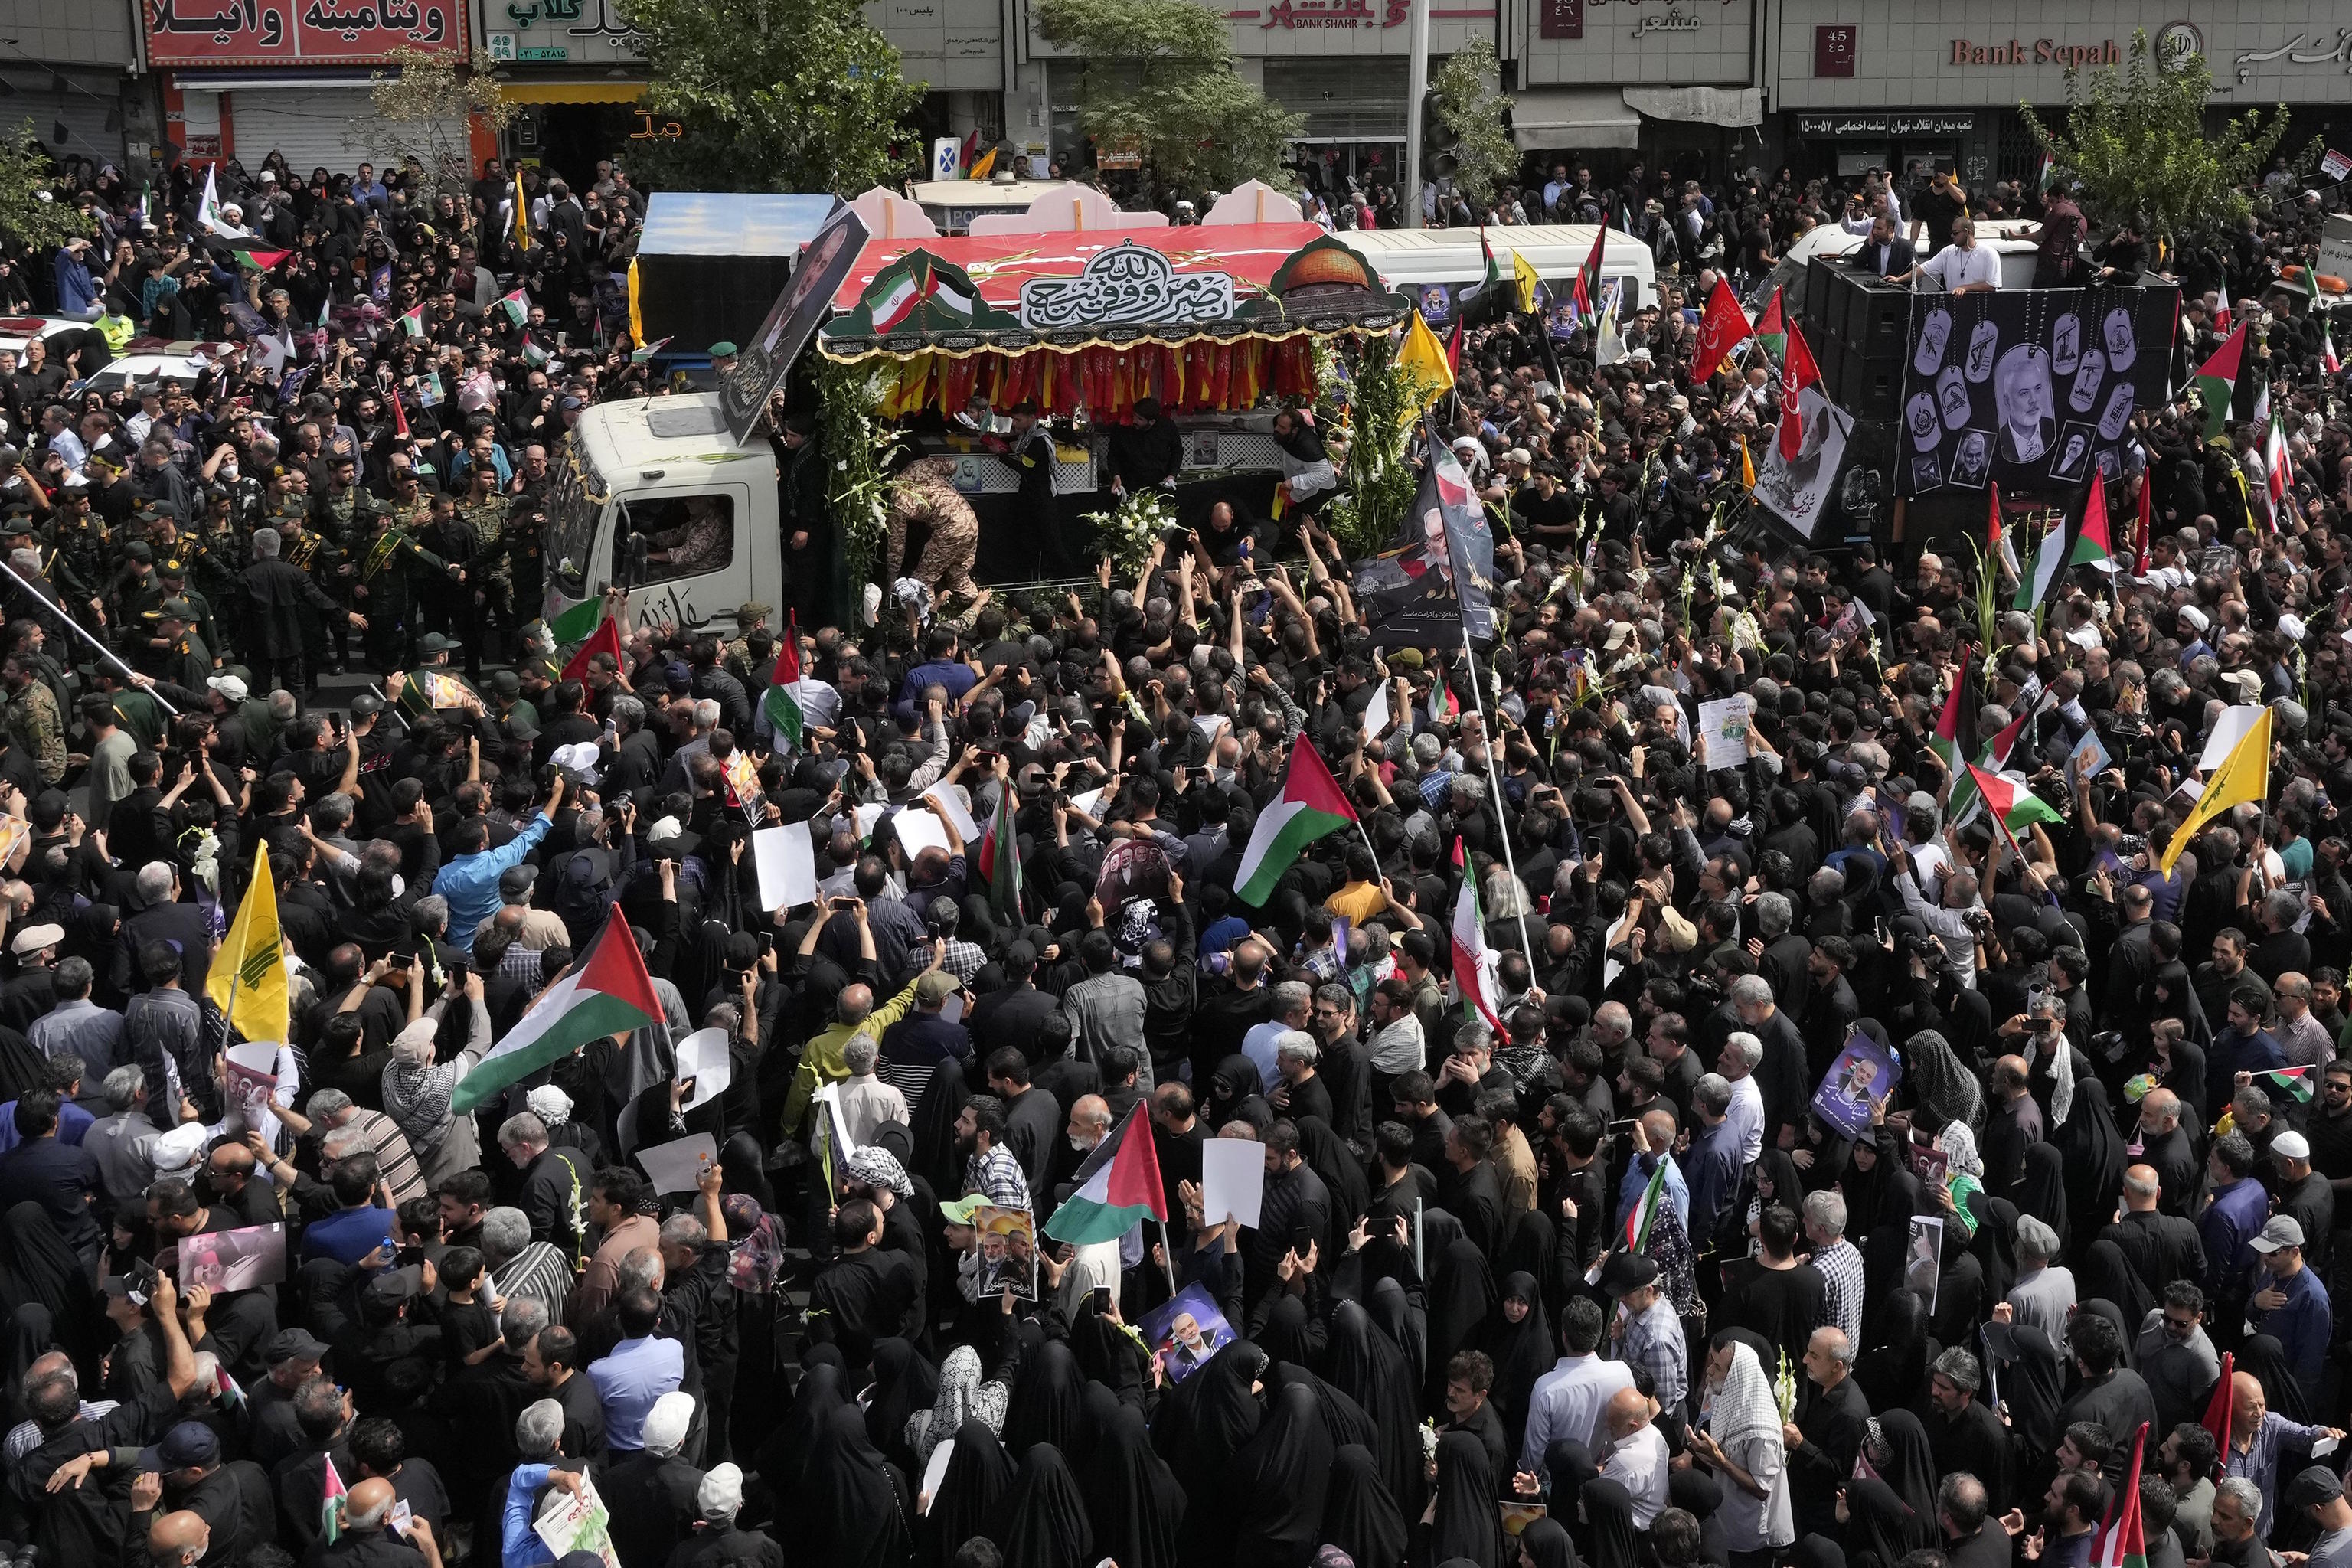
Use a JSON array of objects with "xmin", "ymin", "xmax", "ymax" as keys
[
  {"xmin": 1263, "ymin": 57, "xmax": 1410, "ymax": 142},
  {"xmin": 1, "ymin": 79, "xmax": 128, "ymax": 170},
  {"xmin": 228, "ymin": 88, "xmax": 462, "ymax": 186}
]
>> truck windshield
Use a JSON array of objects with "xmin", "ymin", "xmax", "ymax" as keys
[{"xmin": 544, "ymin": 438, "xmax": 609, "ymax": 598}]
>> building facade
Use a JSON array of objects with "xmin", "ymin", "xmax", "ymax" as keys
[{"xmin": 6, "ymin": 0, "xmax": 151, "ymax": 175}]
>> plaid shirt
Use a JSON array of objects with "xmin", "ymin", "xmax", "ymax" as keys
[
  {"xmin": 1620, "ymin": 1295, "xmax": 1688, "ymax": 1414},
  {"xmin": 1813, "ymin": 1238, "xmax": 1865, "ymax": 1344},
  {"xmin": 965, "ymin": 1144, "xmax": 1032, "ymax": 1210},
  {"xmin": 939, "ymin": 939, "xmax": 987, "ymax": 985}
]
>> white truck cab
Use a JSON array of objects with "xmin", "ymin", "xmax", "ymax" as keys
[{"xmin": 540, "ymin": 393, "xmax": 781, "ymax": 641}]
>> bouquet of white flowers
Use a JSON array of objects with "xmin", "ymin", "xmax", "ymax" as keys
[{"xmin": 1082, "ymin": 488, "xmax": 1178, "ymax": 577}]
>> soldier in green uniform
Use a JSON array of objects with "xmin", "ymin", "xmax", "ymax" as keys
[
  {"xmin": 312, "ymin": 453, "xmax": 375, "ymax": 671},
  {"xmin": 151, "ymin": 599, "xmax": 212, "ymax": 693},
  {"xmin": 275, "ymin": 507, "xmax": 345, "ymax": 678},
  {"xmin": 486, "ymin": 669, "xmax": 539, "ymax": 736},
  {"xmin": 723, "ymin": 600, "xmax": 773, "ymax": 682},
  {"xmin": 456, "ymin": 462, "xmax": 512, "ymax": 680},
  {"xmin": 349, "ymin": 502, "xmax": 451, "ymax": 671},
  {"xmin": 45, "ymin": 485, "xmax": 109, "ymax": 637},
  {"xmin": 1, "ymin": 652, "xmax": 64, "ymax": 788},
  {"xmin": 114, "ymin": 542, "xmax": 164, "ymax": 653},
  {"xmin": 183, "ymin": 490, "xmax": 247, "ymax": 614},
  {"xmin": 153, "ymin": 557, "xmax": 221, "ymax": 676}
]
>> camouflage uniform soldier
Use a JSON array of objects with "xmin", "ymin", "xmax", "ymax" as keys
[
  {"xmin": 883, "ymin": 456, "xmax": 980, "ymax": 595},
  {"xmin": 456, "ymin": 463, "xmax": 513, "ymax": 678},
  {"xmin": 1, "ymin": 653, "xmax": 64, "ymax": 786},
  {"xmin": 724, "ymin": 601, "xmax": 773, "ymax": 681}
]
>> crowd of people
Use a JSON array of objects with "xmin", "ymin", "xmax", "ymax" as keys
[{"xmin": 0, "ymin": 134, "xmax": 2347, "ymax": 1568}]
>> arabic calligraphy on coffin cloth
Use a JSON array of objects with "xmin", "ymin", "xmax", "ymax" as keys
[{"xmin": 1019, "ymin": 244, "xmax": 1236, "ymax": 332}]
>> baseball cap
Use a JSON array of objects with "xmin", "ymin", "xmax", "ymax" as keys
[
  {"xmin": 2287, "ymin": 1467, "xmax": 2344, "ymax": 1511},
  {"xmin": 642, "ymin": 1391, "xmax": 695, "ymax": 1453},
  {"xmin": 2272, "ymin": 1130, "xmax": 2311, "ymax": 1161},
  {"xmin": 498, "ymin": 864, "xmax": 538, "ymax": 898},
  {"xmin": 939, "ymin": 1194, "xmax": 988, "ymax": 1225},
  {"xmin": 137, "ymin": 1421, "xmax": 222, "ymax": 1473},
  {"xmin": 1598, "ymin": 1251, "xmax": 1659, "ymax": 1295},
  {"xmin": 2249, "ymin": 1214, "xmax": 2307, "ymax": 1253},
  {"xmin": 266, "ymin": 1328, "xmax": 329, "ymax": 1365},
  {"xmin": 11, "ymin": 923, "xmax": 63, "ymax": 955},
  {"xmin": 207, "ymin": 675, "xmax": 249, "ymax": 702},
  {"xmin": 915, "ymin": 970, "xmax": 958, "ymax": 1005}
]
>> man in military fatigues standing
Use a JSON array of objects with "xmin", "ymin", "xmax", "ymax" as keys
[
  {"xmin": 153, "ymin": 557, "xmax": 221, "ymax": 676},
  {"xmin": 456, "ymin": 462, "xmax": 513, "ymax": 680},
  {"xmin": 114, "ymin": 542, "xmax": 165, "ymax": 658},
  {"xmin": 149, "ymin": 599, "xmax": 212, "ymax": 693},
  {"xmin": 46, "ymin": 485, "xmax": 109, "ymax": 636},
  {"xmin": 182, "ymin": 492, "xmax": 247, "ymax": 618},
  {"xmin": 724, "ymin": 600, "xmax": 773, "ymax": 683},
  {"xmin": 312, "ymin": 453, "xmax": 374, "ymax": 670},
  {"xmin": 275, "ymin": 508, "xmax": 345, "ymax": 678},
  {"xmin": 350, "ymin": 502, "xmax": 449, "ymax": 671},
  {"xmin": 1, "ymin": 653, "xmax": 64, "ymax": 788}
]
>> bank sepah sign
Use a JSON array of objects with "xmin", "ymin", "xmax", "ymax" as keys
[{"xmin": 1947, "ymin": 35, "xmax": 2122, "ymax": 67}]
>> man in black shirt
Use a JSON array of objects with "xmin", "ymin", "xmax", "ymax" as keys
[
  {"xmin": 1911, "ymin": 168, "xmax": 1969, "ymax": 258},
  {"xmin": 803, "ymin": 1199, "xmax": 916, "ymax": 1372}
]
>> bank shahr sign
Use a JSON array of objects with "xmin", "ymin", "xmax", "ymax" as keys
[{"xmin": 146, "ymin": 0, "xmax": 466, "ymax": 64}]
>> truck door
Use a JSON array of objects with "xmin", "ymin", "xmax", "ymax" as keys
[{"xmin": 611, "ymin": 482, "xmax": 753, "ymax": 633}]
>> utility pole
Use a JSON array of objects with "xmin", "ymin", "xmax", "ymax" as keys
[{"xmin": 1401, "ymin": 0, "xmax": 1429, "ymax": 230}]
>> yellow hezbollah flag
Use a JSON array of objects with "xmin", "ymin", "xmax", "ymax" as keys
[
  {"xmin": 1511, "ymin": 248, "xmax": 1544, "ymax": 315},
  {"xmin": 513, "ymin": 170, "xmax": 530, "ymax": 250},
  {"xmin": 627, "ymin": 258, "xmax": 645, "ymax": 349},
  {"xmin": 1396, "ymin": 312, "xmax": 1454, "ymax": 412},
  {"xmin": 2160, "ymin": 707, "xmax": 2272, "ymax": 875},
  {"xmin": 207, "ymin": 848, "xmax": 289, "ymax": 1045},
  {"xmin": 1740, "ymin": 435, "xmax": 1756, "ymax": 490}
]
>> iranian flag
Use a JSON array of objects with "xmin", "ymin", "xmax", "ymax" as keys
[
  {"xmin": 495, "ymin": 288, "xmax": 530, "ymax": 328},
  {"xmin": 397, "ymin": 305, "xmax": 426, "ymax": 340},
  {"xmin": 1235, "ymin": 738, "xmax": 1357, "ymax": 906},
  {"xmin": 1449, "ymin": 838, "xmax": 1505, "ymax": 1035},
  {"xmin": 320, "ymin": 1454, "xmax": 347, "ymax": 1545},
  {"xmin": 2092, "ymin": 1423, "xmax": 2149, "ymax": 1568},
  {"xmin": 977, "ymin": 783, "xmax": 1023, "ymax": 923},
  {"xmin": 559, "ymin": 613, "xmax": 624, "ymax": 682},
  {"xmin": 2325, "ymin": 322, "xmax": 2342, "ymax": 375},
  {"xmin": 764, "ymin": 615, "xmax": 805, "ymax": 749},
  {"xmin": 1690, "ymin": 278, "xmax": 1753, "ymax": 384},
  {"xmin": 1775, "ymin": 320, "xmax": 1821, "ymax": 462},
  {"xmin": 1753, "ymin": 287, "xmax": 1786, "ymax": 358},
  {"xmin": 1988, "ymin": 483, "xmax": 2020, "ymax": 582},
  {"xmin": 452, "ymin": 905, "xmax": 663, "ymax": 1113},
  {"xmin": 1625, "ymin": 1158, "xmax": 1667, "ymax": 1250},
  {"xmin": 2194, "ymin": 323, "xmax": 2250, "ymax": 439},
  {"xmin": 2255, "ymin": 1065, "xmax": 2316, "ymax": 1103},
  {"xmin": 1044, "ymin": 1100, "xmax": 1168, "ymax": 1245},
  {"xmin": 2264, "ymin": 413, "xmax": 2291, "ymax": 526}
]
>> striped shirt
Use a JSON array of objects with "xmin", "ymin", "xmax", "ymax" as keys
[
  {"xmin": 1813, "ymin": 1238, "xmax": 1866, "ymax": 1344},
  {"xmin": 341, "ymin": 1107, "xmax": 426, "ymax": 1207},
  {"xmin": 492, "ymin": 1240, "xmax": 574, "ymax": 1325}
]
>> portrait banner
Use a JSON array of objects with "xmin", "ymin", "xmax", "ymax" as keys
[
  {"xmin": 1896, "ymin": 285, "xmax": 2177, "ymax": 498},
  {"xmin": 1809, "ymin": 1029, "xmax": 1902, "ymax": 1139}
]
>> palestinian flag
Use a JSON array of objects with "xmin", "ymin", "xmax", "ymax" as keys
[
  {"xmin": 1775, "ymin": 320, "xmax": 1821, "ymax": 462},
  {"xmin": 320, "ymin": 1455, "xmax": 347, "ymax": 1546},
  {"xmin": 559, "ymin": 613, "xmax": 624, "ymax": 682},
  {"xmin": 763, "ymin": 616, "xmax": 805, "ymax": 749},
  {"xmin": 2014, "ymin": 476, "xmax": 2113, "ymax": 610},
  {"xmin": 1966, "ymin": 761, "xmax": 2061, "ymax": 848},
  {"xmin": 2034, "ymin": 151, "xmax": 2057, "ymax": 194},
  {"xmin": 1449, "ymin": 838, "xmax": 1505, "ymax": 1035},
  {"xmin": 2255, "ymin": 1066, "xmax": 2316, "ymax": 1103},
  {"xmin": 2264, "ymin": 412, "xmax": 2291, "ymax": 526},
  {"xmin": 522, "ymin": 336, "xmax": 550, "ymax": 369},
  {"xmin": 1690, "ymin": 278, "xmax": 1752, "ymax": 384},
  {"xmin": 2193, "ymin": 323, "xmax": 2250, "ymax": 439},
  {"xmin": 317, "ymin": 292, "xmax": 332, "ymax": 328},
  {"xmin": 1988, "ymin": 483, "xmax": 2020, "ymax": 582},
  {"xmin": 397, "ymin": 305, "xmax": 426, "ymax": 341},
  {"xmin": 1570, "ymin": 222, "xmax": 1606, "ymax": 320},
  {"xmin": 2092, "ymin": 1424, "xmax": 2149, "ymax": 1568},
  {"xmin": 546, "ymin": 594, "xmax": 606, "ymax": 647},
  {"xmin": 1930, "ymin": 648, "xmax": 1979, "ymax": 789},
  {"xmin": 1949, "ymin": 696, "xmax": 2042, "ymax": 831},
  {"xmin": 214, "ymin": 1363, "xmax": 245, "ymax": 1410},
  {"xmin": 1753, "ymin": 288, "xmax": 1786, "ymax": 358},
  {"xmin": 1625, "ymin": 1158, "xmax": 1667, "ymax": 1250},
  {"xmin": 495, "ymin": 288, "xmax": 530, "ymax": 328},
  {"xmin": 229, "ymin": 241, "xmax": 292, "ymax": 273},
  {"xmin": 1445, "ymin": 314, "xmax": 1464, "ymax": 377},
  {"xmin": 452, "ymin": 904, "xmax": 663, "ymax": 1113},
  {"xmin": 1461, "ymin": 227, "xmax": 1504, "ymax": 326},
  {"xmin": 2201, "ymin": 1352, "xmax": 2235, "ymax": 1459},
  {"xmin": 977, "ymin": 782, "xmax": 1023, "ymax": 923},
  {"xmin": 1235, "ymin": 738, "xmax": 1357, "ymax": 906},
  {"xmin": 1043, "ymin": 1100, "xmax": 1168, "ymax": 1244},
  {"xmin": 630, "ymin": 336, "xmax": 673, "ymax": 364}
]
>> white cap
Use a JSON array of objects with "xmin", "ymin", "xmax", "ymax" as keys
[
  {"xmin": 647, "ymin": 816, "xmax": 685, "ymax": 846},
  {"xmin": 2272, "ymin": 1130, "xmax": 2311, "ymax": 1161},
  {"xmin": 208, "ymin": 675, "xmax": 250, "ymax": 702},
  {"xmin": 548, "ymin": 740, "xmax": 601, "ymax": 774},
  {"xmin": 642, "ymin": 1391, "xmax": 695, "ymax": 1455},
  {"xmin": 11, "ymin": 923, "xmax": 62, "ymax": 956},
  {"xmin": 697, "ymin": 1462, "xmax": 743, "ymax": 1520}
]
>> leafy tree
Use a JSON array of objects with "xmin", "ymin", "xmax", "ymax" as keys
[
  {"xmin": 1037, "ymin": 0, "xmax": 1301, "ymax": 199},
  {"xmin": 1428, "ymin": 39, "xmax": 1517, "ymax": 213},
  {"xmin": 619, "ymin": 0, "xmax": 922, "ymax": 194},
  {"xmin": 0, "ymin": 121, "xmax": 91, "ymax": 252},
  {"xmin": 2020, "ymin": 29, "xmax": 2308, "ymax": 244},
  {"xmin": 365, "ymin": 47, "xmax": 517, "ymax": 194}
]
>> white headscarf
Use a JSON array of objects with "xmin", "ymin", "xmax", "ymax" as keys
[
  {"xmin": 525, "ymin": 1084, "xmax": 573, "ymax": 1125},
  {"xmin": 1938, "ymin": 1120, "xmax": 1984, "ymax": 1179},
  {"xmin": 1707, "ymin": 1341, "xmax": 1783, "ymax": 1452}
]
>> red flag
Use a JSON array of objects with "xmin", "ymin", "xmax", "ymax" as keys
[
  {"xmin": 1776, "ymin": 321, "xmax": 1821, "ymax": 462},
  {"xmin": 2132, "ymin": 472, "xmax": 2151, "ymax": 574},
  {"xmin": 560, "ymin": 614, "xmax": 624, "ymax": 683},
  {"xmin": 775, "ymin": 612, "xmax": 802, "ymax": 684},
  {"xmin": 1445, "ymin": 315, "xmax": 1463, "ymax": 376},
  {"xmin": 2200, "ymin": 1351, "xmax": 2235, "ymax": 1465},
  {"xmin": 390, "ymin": 392, "xmax": 412, "ymax": 445},
  {"xmin": 1755, "ymin": 287, "xmax": 1785, "ymax": 347},
  {"xmin": 1570, "ymin": 223, "xmax": 1606, "ymax": 319},
  {"xmin": 1690, "ymin": 279, "xmax": 1753, "ymax": 384}
]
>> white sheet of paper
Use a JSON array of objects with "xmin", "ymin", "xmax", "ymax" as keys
[
  {"xmin": 1361, "ymin": 681, "xmax": 1390, "ymax": 742},
  {"xmin": 1200, "ymin": 1137, "xmax": 1266, "ymax": 1230},
  {"xmin": 893, "ymin": 808, "xmax": 952, "ymax": 860},
  {"xmin": 752, "ymin": 825, "xmax": 817, "ymax": 911},
  {"xmin": 812, "ymin": 1080, "xmax": 860, "ymax": 1158},
  {"xmin": 854, "ymin": 803, "xmax": 887, "ymax": 842},
  {"xmin": 2200, "ymin": 704, "xmax": 2265, "ymax": 772},
  {"xmin": 635, "ymin": 1132, "xmax": 719, "ymax": 1195},
  {"xmin": 920, "ymin": 1435, "xmax": 956, "ymax": 1511},
  {"xmin": 923, "ymin": 785, "xmax": 979, "ymax": 842},
  {"xmin": 227, "ymin": 1041, "xmax": 279, "ymax": 1076},
  {"xmin": 1068, "ymin": 786, "xmax": 1107, "ymax": 818},
  {"xmin": 675, "ymin": 1027, "xmax": 732, "ymax": 1111}
]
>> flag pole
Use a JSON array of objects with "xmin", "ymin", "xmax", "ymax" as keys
[
  {"xmin": 1459, "ymin": 619, "xmax": 1534, "ymax": 966},
  {"xmin": 1154, "ymin": 1214, "xmax": 1178, "ymax": 1294},
  {"xmin": 0, "ymin": 557, "xmax": 178, "ymax": 714}
]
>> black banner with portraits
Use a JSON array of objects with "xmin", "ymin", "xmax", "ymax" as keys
[{"xmin": 1894, "ymin": 283, "xmax": 2178, "ymax": 498}]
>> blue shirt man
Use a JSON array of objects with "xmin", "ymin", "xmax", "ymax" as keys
[
  {"xmin": 2249, "ymin": 1214, "xmax": 2333, "ymax": 1394},
  {"xmin": 586, "ymin": 1291, "xmax": 685, "ymax": 1452},
  {"xmin": 433, "ymin": 777, "xmax": 561, "ymax": 939},
  {"xmin": 1619, "ymin": 1145, "xmax": 1689, "ymax": 1241},
  {"xmin": 2200, "ymin": 1141, "xmax": 2270, "ymax": 1299},
  {"xmin": 301, "ymin": 1199, "xmax": 397, "ymax": 1266}
]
